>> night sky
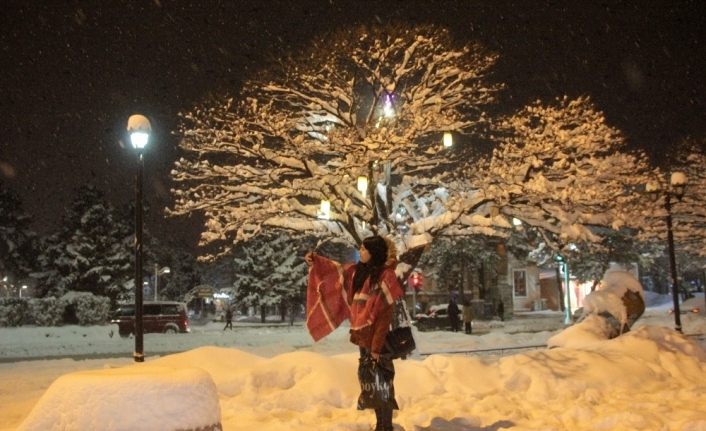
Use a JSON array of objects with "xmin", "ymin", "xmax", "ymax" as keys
[{"xmin": 1, "ymin": 0, "xmax": 704, "ymax": 252}]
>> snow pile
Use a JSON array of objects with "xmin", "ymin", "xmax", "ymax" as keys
[
  {"xmin": 550, "ymin": 270, "xmax": 645, "ymax": 346},
  {"xmin": 19, "ymin": 363, "xmax": 221, "ymax": 431},
  {"xmin": 583, "ymin": 271, "xmax": 637, "ymax": 325},
  {"xmin": 11, "ymin": 328, "xmax": 706, "ymax": 431}
]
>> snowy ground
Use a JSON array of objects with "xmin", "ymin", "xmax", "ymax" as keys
[{"xmin": 1, "ymin": 296, "xmax": 705, "ymax": 431}]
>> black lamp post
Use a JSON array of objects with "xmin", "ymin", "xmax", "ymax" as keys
[
  {"xmin": 648, "ymin": 171, "xmax": 688, "ymax": 333},
  {"xmin": 127, "ymin": 114, "xmax": 151, "ymax": 362}
]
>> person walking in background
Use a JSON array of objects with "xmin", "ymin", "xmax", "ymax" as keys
[
  {"xmin": 462, "ymin": 298, "xmax": 474, "ymax": 334},
  {"xmin": 497, "ymin": 300, "xmax": 505, "ymax": 322},
  {"xmin": 305, "ymin": 235, "xmax": 404, "ymax": 431},
  {"xmin": 223, "ymin": 306, "xmax": 233, "ymax": 331},
  {"xmin": 448, "ymin": 295, "xmax": 460, "ymax": 332}
]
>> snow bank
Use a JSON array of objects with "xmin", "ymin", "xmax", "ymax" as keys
[
  {"xmin": 18, "ymin": 363, "xmax": 221, "ymax": 431},
  {"xmin": 4, "ymin": 321, "xmax": 706, "ymax": 431}
]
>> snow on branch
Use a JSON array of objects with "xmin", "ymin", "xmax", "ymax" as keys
[
  {"xmin": 169, "ymin": 25, "xmax": 661, "ymax": 263},
  {"xmin": 169, "ymin": 25, "xmax": 505, "ymax": 259}
]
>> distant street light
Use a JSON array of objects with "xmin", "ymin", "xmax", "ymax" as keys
[
  {"xmin": 154, "ymin": 265, "xmax": 171, "ymax": 301},
  {"xmin": 127, "ymin": 114, "xmax": 151, "ymax": 362},
  {"xmin": 1, "ymin": 276, "xmax": 11, "ymax": 298},
  {"xmin": 19, "ymin": 285, "xmax": 27, "ymax": 298},
  {"xmin": 648, "ymin": 171, "xmax": 688, "ymax": 333}
]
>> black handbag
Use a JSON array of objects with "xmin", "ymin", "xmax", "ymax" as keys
[
  {"xmin": 357, "ymin": 355, "xmax": 399, "ymax": 410},
  {"xmin": 382, "ymin": 298, "xmax": 416, "ymax": 359}
]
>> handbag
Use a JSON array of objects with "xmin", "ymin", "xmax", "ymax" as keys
[
  {"xmin": 357, "ymin": 355, "xmax": 399, "ymax": 410},
  {"xmin": 382, "ymin": 298, "xmax": 416, "ymax": 359}
]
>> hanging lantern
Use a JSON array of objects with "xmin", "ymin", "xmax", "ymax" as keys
[
  {"xmin": 443, "ymin": 132, "xmax": 453, "ymax": 148},
  {"xmin": 382, "ymin": 93, "xmax": 395, "ymax": 118},
  {"xmin": 357, "ymin": 176, "xmax": 368, "ymax": 195},
  {"xmin": 318, "ymin": 200, "xmax": 331, "ymax": 220}
]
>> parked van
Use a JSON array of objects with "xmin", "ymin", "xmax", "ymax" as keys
[{"xmin": 111, "ymin": 301, "xmax": 190, "ymax": 337}]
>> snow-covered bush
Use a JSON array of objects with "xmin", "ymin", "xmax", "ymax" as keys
[
  {"xmin": 61, "ymin": 291, "xmax": 111, "ymax": 325},
  {"xmin": 0, "ymin": 298, "xmax": 28, "ymax": 327},
  {"xmin": 26, "ymin": 297, "xmax": 64, "ymax": 326}
]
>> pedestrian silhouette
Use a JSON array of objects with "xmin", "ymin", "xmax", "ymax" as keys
[{"xmin": 224, "ymin": 307, "xmax": 233, "ymax": 330}]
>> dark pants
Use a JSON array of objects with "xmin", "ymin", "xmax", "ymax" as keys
[
  {"xmin": 464, "ymin": 321, "xmax": 472, "ymax": 334},
  {"xmin": 450, "ymin": 317, "xmax": 459, "ymax": 332},
  {"xmin": 375, "ymin": 408, "xmax": 393, "ymax": 431},
  {"xmin": 359, "ymin": 348, "xmax": 394, "ymax": 431},
  {"xmin": 223, "ymin": 320, "xmax": 233, "ymax": 330}
]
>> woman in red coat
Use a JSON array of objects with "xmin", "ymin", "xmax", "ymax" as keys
[{"xmin": 306, "ymin": 235, "xmax": 403, "ymax": 431}]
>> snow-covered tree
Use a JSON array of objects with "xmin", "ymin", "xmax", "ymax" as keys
[
  {"xmin": 170, "ymin": 25, "xmax": 655, "ymax": 272},
  {"xmin": 150, "ymin": 247, "xmax": 201, "ymax": 302},
  {"xmin": 563, "ymin": 228, "xmax": 652, "ymax": 288},
  {"xmin": 419, "ymin": 236, "xmax": 501, "ymax": 298},
  {"xmin": 643, "ymin": 139, "xmax": 706, "ymax": 258},
  {"xmin": 478, "ymin": 96, "xmax": 654, "ymax": 251},
  {"xmin": 34, "ymin": 186, "xmax": 133, "ymax": 306},
  {"xmin": 631, "ymin": 138, "xmax": 706, "ymax": 295},
  {"xmin": 170, "ymin": 25, "xmax": 501, "ymax": 258},
  {"xmin": 0, "ymin": 181, "xmax": 38, "ymax": 287},
  {"xmin": 231, "ymin": 231, "xmax": 309, "ymax": 322}
]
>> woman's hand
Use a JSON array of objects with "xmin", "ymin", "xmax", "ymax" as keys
[{"xmin": 304, "ymin": 251, "xmax": 315, "ymax": 266}]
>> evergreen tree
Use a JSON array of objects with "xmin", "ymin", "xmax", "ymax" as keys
[
  {"xmin": 35, "ymin": 185, "xmax": 133, "ymax": 306},
  {"xmin": 564, "ymin": 228, "xmax": 653, "ymax": 289},
  {"xmin": 420, "ymin": 236, "xmax": 501, "ymax": 300},
  {"xmin": 0, "ymin": 181, "xmax": 38, "ymax": 292},
  {"xmin": 150, "ymin": 246, "xmax": 201, "ymax": 301},
  {"xmin": 232, "ymin": 232, "xmax": 309, "ymax": 323}
]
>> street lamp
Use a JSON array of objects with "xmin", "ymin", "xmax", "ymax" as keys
[
  {"xmin": 154, "ymin": 265, "xmax": 170, "ymax": 301},
  {"xmin": 127, "ymin": 114, "xmax": 151, "ymax": 362},
  {"xmin": 648, "ymin": 171, "xmax": 688, "ymax": 333},
  {"xmin": 19, "ymin": 285, "xmax": 27, "ymax": 298}
]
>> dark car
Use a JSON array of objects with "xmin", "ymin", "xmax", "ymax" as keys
[
  {"xmin": 111, "ymin": 301, "xmax": 190, "ymax": 337},
  {"xmin": 414, "ymin": 304, "xmax": 460, "ymax": 332}
]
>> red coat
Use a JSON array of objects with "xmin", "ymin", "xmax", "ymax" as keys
[
  {"xmin": 345, "ymin": 263, "xmax": 403, "ymax": 354},
  {"xmin": 306, "ymin": 255, "xmax": 403, "ymax": 354}
]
